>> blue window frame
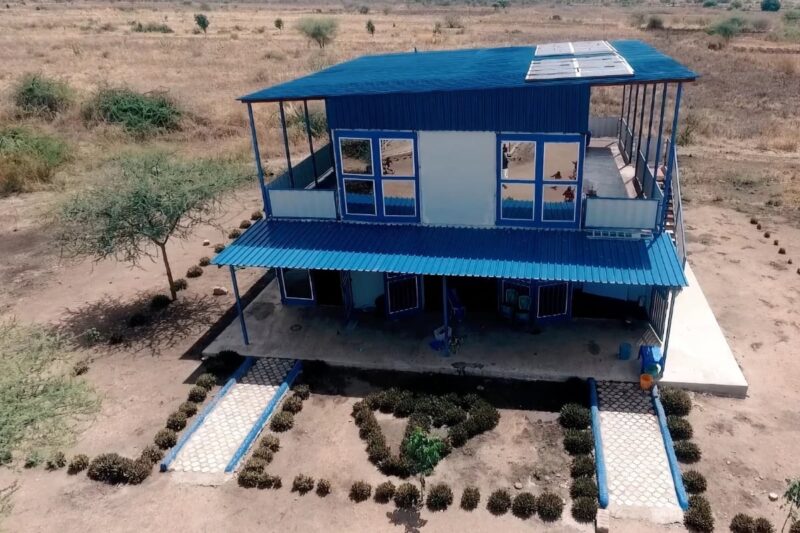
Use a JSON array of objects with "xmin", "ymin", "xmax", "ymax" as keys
[
  {"xmin": 496, "ymin": 133, "xmax": 584, "ymax": 228},
  {"xmin": 334, "ymin": 130, "xmax": 420, "ymax": 223},
  {"xmin": 277, "ymin": 267, "xmax": 316, "ymax": 306}
]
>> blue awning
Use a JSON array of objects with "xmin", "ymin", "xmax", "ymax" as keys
[{"xmin": 212, "ymin": 219, "xmax": 687, "ymax": 288}]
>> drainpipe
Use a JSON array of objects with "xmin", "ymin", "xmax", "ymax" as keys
[
  {"xmin": 230, "ymin": 266, "xmax": 250, "ymax": 346},
  {"xmin": 246, "ymin": 103, "xmax": 270, "ymax": 215}
]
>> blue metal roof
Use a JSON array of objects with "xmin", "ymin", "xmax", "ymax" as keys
[
  {"xmin": 212, "ymin": 219, "xmax": 687, "ymax": 288},
  {"xmin": 240, "ymin": 40, "xmax": 697, "ymax": 102}
]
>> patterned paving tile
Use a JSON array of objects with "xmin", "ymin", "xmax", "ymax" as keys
[
  {"xmin": 597, "ymin": 381, "xmax": 680, "ymax": 512},
  {"xmin": 170, "ymin": 357, "xmax": 295, "ymax": 474}
]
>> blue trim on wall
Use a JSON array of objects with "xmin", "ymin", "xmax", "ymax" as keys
[
  {"xmin": 588, "ymin": 378, "xmax": 610, "ymax": 509},
  {"xmin": 651, "ymin": 384, "xmax": 690, "ymax": 510},
  {"xmin": 160, "ymin": 356, "xmax": 257, "ymax": 472},
  {"xmin": 224, "ymin": 359, "xmax": 303, "ymax": 473}
]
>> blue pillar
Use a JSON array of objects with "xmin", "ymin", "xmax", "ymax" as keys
[
  {"xmin": 643, "ymin": 84, "xmax": 657, "ymax": 195},
  {"xmin": 278, "ymin": 101, "xmax": 294, "ymax": 189},
  {"xmin": 230, "ymin": 266, "xmax": 249, "ymax": 346},
  {"xmin": 246, "ymin": 103, "xmax": 270, "ymax": 215},
  {"xmin": 442, "ymin": 276, "xmax": 449, "ymax": 356},
  {"xmin": 303, "ymin": 100, "xmax": 318, "ymax": 187},
  {"xmin": 662, "ymin": 83, "xmax": 683, "ymax": 231},
  {"xmin": 652, "ymin": 83, "xmax": 669, "ymax": 201},
  {"xmin": 634, "ymin": 84, "xmax": 648, "ymax": 186},
  {"xmin": 660, "ymin": 289, "xmax": 678, "ymax": 376}
]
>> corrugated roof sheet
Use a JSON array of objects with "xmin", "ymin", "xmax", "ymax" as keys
[
  {"xmin": 240, "ymin": 40, "xmax": 697, "ymax": 102},
  {"xmin": 212, "ymin": 219, "xmax": 687, "ymax": 288}
]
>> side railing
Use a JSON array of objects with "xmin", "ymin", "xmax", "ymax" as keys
[
  {"xmin": 669, "ymin": 142, "xmax": 687, "ymax": 267},
  {"xmin": 266, "ymin": 142, "xmax": 339, "ymax": 220}
]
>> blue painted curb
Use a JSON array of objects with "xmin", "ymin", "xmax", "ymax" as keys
[
  {"xmin": 651, "ymin": 384, "xmax": 690, "ymax": 510},
  {"xmin": 159, "ymin": 356, "xmax": 257, "ymax": 473},
  {"xmin": 587, "ymin": 378, "xmax": 610, "ymax": 509},
  {"xmin": 224, "ymin": 359, "xmax": 303, "ymax": 473}
]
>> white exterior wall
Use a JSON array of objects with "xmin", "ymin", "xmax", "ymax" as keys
[
  {"xmin": 417, "ymin": 131, "xmax": 496, "ymax": 227},
  {"xmin": 350, "ymin": 271, "xmax": 384, "ymax": 309}
]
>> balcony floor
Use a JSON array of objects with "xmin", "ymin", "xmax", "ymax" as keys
[{"xmin": 585, "ymin": 138, "xmax": 638, "ymax": 199}]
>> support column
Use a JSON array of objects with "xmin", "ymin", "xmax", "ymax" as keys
[
  {"xmin": 662, "ymin": 83, "xmax": 683, "ymax": 231},
  {"xmin": 653, "ymin": 83, "xmax": 669, "ymax": 197},
  {"xmin": 643, "ymin": 84, "xmax": 658, "ymax": 198},
  {"xmin": 629, "ymin": 84, "xmax": 640, "ymax": 162},
  {"xmin": 660, "ymin": 289, "xmax": 678, "ymax": 376},
  {"xmin": 246, "ymin": 103, "xmax": 270, "ymax": 215},
  {"xmin": 230, "ymin": 266, "xmax": 250, "ymax": 346},
  {"xmin": 278, "ymin": 101, "xmax": 294, "ymax": 189},
  {"xmin": 442, "ymin": 276, "xmax": 449, "ymax": 356},
  {"xmin": 618, "ymin": 85, "xmax": 628, "ymax": 139},
  {"xmin": 303, "ymin": 100, "xmax": 318, "ymax": 186},
  {"xmin": 634, "ymin": 84, "xmax": 648, "ymax": 187}
]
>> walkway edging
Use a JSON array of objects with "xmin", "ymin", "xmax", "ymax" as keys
[
  {"xmin": 224, "ymin": 359, "xmax": 303, "ymax": 473},
  {"xmin": 160, "ymin": 356, "xmax": 256, "ymax": 473},
  {"xmin": 587, "ymin": 378, "xmax": 610, "ymax": 509},
  {"xmin": 651, "ymin": 384, "xmax": 690, "ymax": 510}
]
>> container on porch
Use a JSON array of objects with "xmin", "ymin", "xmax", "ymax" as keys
[
  {"xmin": 618, "ymin": 342, "xmax": 632, "ymax": 360},
  {"xmin": 639, "ymin": 373, "xmax": 654, "ymax": 390},
  {"xmin": 433, "ymin": 326, "xmax": 452, "ymax": 342}
]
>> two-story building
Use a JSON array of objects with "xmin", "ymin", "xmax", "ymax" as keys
[{"xmin": 209, "ymin": 39, "xmax": 696, "ymax": 381}]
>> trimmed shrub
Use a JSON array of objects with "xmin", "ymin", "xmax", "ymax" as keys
[
  {"xmin": 668, "ymin": 415, "xmax": 693, "ymax": 440},
  {"xmin": 381, "ymin": 454, "xmax": 412, "ymax": 478},
  {"xmin": 260, "ymin": 434, "xmax": 280, "ymax": 452},
  {"xmin": 460, "ymin": 486, "xmax": 480, "ymax": 511},
  {"xmin": 260, "ymin": 474, "xmax": 282, "ymax": 489},
  {"xmin": 172, "ymin": 278, "xmax": 188, "ymax": 292},
  {"xmin": 675, "ymin": 441, "xmax": 702, "ymax": 463},
  {"xmin": 83, "ymin": 88, "xmax": 181, "ymax": 137},
  {"xmin": 293, "ymin": 383, "xmax": 311, "ymax": 400},
  {"xmin": 195, "ymin": 373, "xmax": 216, "ymax": 390},
  {"xmin": 466, "ymin": 402, "xmax": 500, "ymax": 434},
  {"xmin": 366, "ymin": 437, "xmax": 390, "ymax": 464},
  {"xmin": 198, "ymin": 256, "xmax": 211, "ymax": 267},
  {"xmin": 213, "ymin": 243, "xmax": 225, "ymax": 253},
  {"xmin": 448, "ymin": 423, "xmax": 469, "ymax": 448},
  {"xmin": 243, "ymin": 457, "xmax": 267, "ymax": 472},
  {"xmin": 68, "ymin": 454, "xmax": 90, "ymax": 474},
  {"xmin": 374, "ymin": 481, "xmax": 396, "ymax": 503},
  {"xmin": 13, "ymin": 74, "xmax": 73, "ymax": 118},
  {"xmin": 228, "ymin": 228, "xmax": 242, "ymax": 239},
  {"xmin": 166, "ymin": 411, "xmax": 187, "ymax": 431},
  {"xmin": 87, "ymin": 453, "xmax": 146, "ymax": 484},
  {"xmin": 487, "ymin": 489, "xmax": 512, "ymax": 515},
  {"xmin": 238, "ymin": 468, "xmax": 260, "ymax": 488},
  {"xmin": 563, "ymin": 429, "xmax": 594, "ymax": 455},
  {"xmin": 753, "ymin": 517, "xmax": 774, "ymax": 533},
  {"xmin": 139, "ymin": 445, "xmax": 163, "ymax": 466},
  {"xmin": 570, "ymin": 455, "xmax": 595, "ymax": 478},
  {"xmin": 730, "ymin": 513, "xmax": 755, "ymax": 533},
  {"xmin": 349, "ymin": 481, "xmax": 372, "ymax": 502},
  {"xmin": 251, "ymin": 447, "xmax": 273, "ymax": 462},
  {"xmin": 426, "ymin": 483, "xmax": 453, "ymax": 512},
  {"xmin": 682, "ymin": 470, "xmax": 707, "ymax": 494},
  {"xmin": 292, "ymin": 474, "xmax": 315, "ymax": 495},
  {"xmin": 188, "ymin": 386, "xmax": 207, "ymax": 403},
  {"xmin": 394, "ymin": 482, "xmax": 421, "ymax": 509},
  {"xmin": 150, "ymin": 293, "xmax": 171, "ymax": 310},
  {"xmin": 316, "ymin": 478, "xmax": 331, "ymax": 496},
  {"xmin": 24, "ymin": 451, "xmax": 42, "ymax": 468},
  {"xmin": 660, "ymin": 388, "xmax": 692, "ymax": 416},
  {"xmin": 570, "ymin": 476, "xmax": 599, "ymax": 499},
  {"xmin": 559, "ymin": 403, "xmax": 591, "ymax": 429},
  {"xmin": 270, "ymin": 411, "xmax": 294, "ymax": 432},
  {"xmin": 571, "ymin": 496, "xmax": 598, "ymax": 523},
  {"xmin": 45, "ymin": 451, "xmax": 67, "ymax": 470},
  {"xmin": 251, "ymin": 210, "xmax": 263, "ymax": 220},
  {"xmin": 239, "ymin": 220, "xmax": 251, "ymax": 229},
  {"xmin": 511, "ymin": 492, "xmax": 537, "ymax": 519},
  {"xmin": 124, "ymin": 459, "xmax": 152, "ymax": 485},
  {"xmin": 186, "ymin": 265, "xmax": 203, "ymax": 278},
  {"xmin": 282, "ymin": 395, "xmax": 303, "ymax": 414},
  {"xmin": 154, "ymin": 428, "xmax": 177, "ymax": 449},
  {"xmin": 537, "ymin": 492, "xmax": 564, "ymax": 522},
  {"xmin": 178, "ymin": 401, "xmax": 198, "ymax": 417},
  {"xmin": 684, "ymin": 495, "xmax": 714, "ymax": 532}
]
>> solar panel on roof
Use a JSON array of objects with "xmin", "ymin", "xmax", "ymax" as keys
[
  {"xmin": 526, "ymin": 52, "xmax": 634, "ymax": 82},
  {"xmin": 534, "ymin": 40, "xmax": 616, "ymax": 57}
]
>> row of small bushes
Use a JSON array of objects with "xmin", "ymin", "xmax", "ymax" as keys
[
  {"xmin": 729, "ymin": 513, "xmax": 776, "ymax": 533},
  {"xmin": 189, "ymin": 213, "xmax": 261, "ymax": 278},
  {"xmin": 557, "ymin": 402, "xmax": 600, "ymax": 523}
]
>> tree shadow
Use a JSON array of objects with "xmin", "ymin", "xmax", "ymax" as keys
[{"xmin": 386, "ymin": 508, "xmax": 428, "ymax": 533}]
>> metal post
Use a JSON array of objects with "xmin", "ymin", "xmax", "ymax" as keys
[
  {"xmin": 303, "ymin": 100, "xmax": 318, "ymax": 187},
  {"xmin": 662, "ymin": 83, "xmax": 683, "ymax": 230},
  {"xmin": 653, "ymin": 83, "xmax": 669, "ymax": 196},
  {"xmin": 278, "ymin": 101, "xmax": 294, "ymax": 189},
  {"xmin": 442, "ymin": 276, "xmax": 449, "ymax": 356},
  {"xmin": 629, "ymin": 84, "xmax": 640, "ymax": 160},
  {"xmin": 618, "ymin": 85, "xmax": 628, "ymax": 138},
  {"xmin": 660, "ymin": 289, "xmax": 678, "ymax": 375},
  {"xmin": 643, "ymin": 84, "xmax": 658, "ymax": 197},
  {"xmin": 634, "ymin": 84, "xmax": 648, "ymax": 187},
  {"xmin": 229, "ymin": 266, "xmax": 249, "ymax": 346},
  {"xmin": 246, "ymin": 103, "xmax": 270, "ymax": 215}
]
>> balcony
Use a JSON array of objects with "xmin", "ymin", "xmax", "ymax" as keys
[{"xmin": 265, "ymin": 143, "xmax": 338, "ymax": 220}]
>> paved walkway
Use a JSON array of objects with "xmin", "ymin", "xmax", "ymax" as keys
[
  {"xmin": 596, "ymin": 381, "xmax": 684, "ymax": 523},
  {"xmin": 169, "ymin": 357, "xmax": 295, "ymax": 481}
]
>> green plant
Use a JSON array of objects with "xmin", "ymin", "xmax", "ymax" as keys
[
  {"xmin": 228, "ymin": 229, "xmax": 241, "ymax": 239},
  {"xmin": 251, "ymin": 447, "xmax": 273, "ymax": 462},
  {"xmin": 213, "ymin": 243, "xmax": 225, "ymax": 253},
  {"xmin": 0, "ymin": 449, "xmax": 10, "ymax": 465},
  {"xmin": 72, "ymin": 359, "xmax": 90, "ymax": 376},
  {"xmin": 564, "ymin": 429, "xmax": 594, "ymax": 455},
  {"xmin": 571, "ymin": 455, "xmax": 595, "ymax": 478},
  {"xmin": 238, "ymin": 468, "xmax": 260, "ymax": 488},
  {"xmin": 675, "ymin": 441, "xmax": 702, "ymax": 463},
  {"xmin": 260, "ymin": 434, "xmax": 280, "ymax": 452},
  {"xmin": 358, "ymin": 5, "xmax": 369, "ymax": 14},
  {"xmin": 45, "ymin": 451, "xmax": 67, "ymax": 470},
  {"xmin": 139, "ymin": 445, "xmax": 163, "ymax": 466},
  {"xmin": 511, "ymin": 492, "xmax": 537, "ymax": 519},
  {"xmin": 0, "ymin": 127, "xmax": 69, "ymax": 195},
  {"xmin": 375, "ymin": 481, "xmax": 396, "ymax": 503},
  {"xmin": 660, "ymin": 388, "xmax": 692, "ymax": 416},
  {"xmin": 239, "ymin": 220, "xmax": 251, "ymax": 229},
  {"xmin": 730, "ymin": 513, "xmax": 755, "ymax": 533},
  {"xmin": 571, "ymin": 496, "xmax": 598, "ymax": 523},
  {"xmin": 703, "ymin": 0, "xmax": 718, "ymax": 6},
  {"xmin": 198, "ymin": 256, "xmax": 211, "ymax": 267},
  {"xmin": 460, "ymin": 486, "xmax": 480, "ymax": 510},
  {"xmin": 487, "ymin": 489, "xmax": 512, "ymax": 515},
  {"xmin": 274, "ymin": 18, "xmax": 283, "ymax": 30},
  {"xmin": 426, "ymin": 482, "xmax": 453, "ymax": 512},
  {"xmin": 366, "ymin": 19, "xmax": 375, "ymax": 36},
  {"xmin": 24, "ymin": 450, "xmax": 43, "ymax": 468},
  {"xmin": 404, "ymin": 427, "xmax": 445, "ymax": 494},
  {"xmin": 570, "ymin": 476, "xmax": 599, "ymax": 499},
  {"xmin": 154, "ymin": 428, "xmax": 177, "ymax": 449},
  {"xmin": 186, "ymin": 265, "xmax": 203, "ymax": 278},
  {"xmin": 314, "ymin": 478, "xmax": 331, "ymax": 496},
  {"xmin": 761, "ymin": 0, "xmax": 780, "ymax": 11},
  {"xmin": 293, "ymin": 384, "xmax": 311, "ymax": 400},
  {"xmin": 282, "ymin": 395, "xmax": 303, "ymax": 414},
  {"xmin": 394, "ymin": 482, "xmax": 421, "ymax": 509},
  {"xmin": 537, "ymin": 492, "xmax": 564, "ymax": 522},
  {"xmin": 682, "ymin": 470, "xmax": 707, "ymax": 494},
  {"xmin": 251, "ymin": 210, "xmax": 263, "ymax": 220},
  {"xmin": 559, "ymin": 403, "xmax": 591, "ymax": 429},
  {"xmin": 708, "ymin": 17, "xmax": 745, "ymax": 40},
  {"xmin": 195, "ymin": 373, "xmax": 216, "ymax": 390},
  {"xmin": 753, "ymin": 517, "xmax": 774, "ymax": 533},
  {"xmin": 172, "ymin": 278, "xmax": 188, "ymax": 292},
  {"xmin": 784, "ymin": 479, "xmax": 800, "ymax": 532},
  {"xmin": 166, "ymin": 411, "xmax": 187, "ymax": 431},
  {"xmin": 295, "ymin": 17, "xmax": 338, "ymax": 48},
  {"xmin": 292, "ymin": 474, "xmax": 315, "ymax": 495},
  {"xmin": 647, "ymin": 15, "xmax": 665, "ymax": 29},
  {"xmin": 668, "ymin": 415, "xmax": 693, "ymax": 440},
  {"xmin": 178, "ymin": 401, "xmax": 198, "ymax": 417},
  {"xmin": 87, "ymin": 453, "xmax": 150, "ymax": 485},
  {"xmin": 188, "ymin": 386, "xmax": 207, "ymax": 403},
  {"xmin": 350, "ymin": 481, "xmax": 372, "ymax": 502},
  {"xmin": 270, "ymin": 411, "xmax": 294, "ymax": 432},
  {"xmin": 684, "ymin": 495, "xmax": 714, "ymax": 532},
  {"xmin": 150, "ymin": 294, "xmax": 172, "ymax": 310},
  {"xmin": 13, "ymin": 74, "xmax": 73, "ymax": 118},
  {"xmin": 243, "ymin": 457, "xmax": 267, "ymax": 473},
  {"xmin": 194, "ymin": 13, "xmax": 209, "ymax": 33},
  {"xmin": 67, "ymin": 454, "xmax": 90, "ymax": 474},
  {"xmin": 132, "ymin": 22, "xmax": 173, "ymax": 33},
  {"xmin": 83, "ymin": 88, "xmax": 181, "ymax": 137}
]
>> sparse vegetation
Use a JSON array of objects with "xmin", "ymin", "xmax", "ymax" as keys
[
  {"xmin": 349, "ymin": 481, "xmax": 372, "ymax": 502},
  {"xmin": 194, "ymin": 13, "xmax": 209, "ymax": 33},
  {"xmin": 45, "ymin": 451, "xmax": 66, "ymax": 470},
  {"xmin": 83, "ymin": 88, "xmax": 181, "ymax": 137},
  {"xmin": 0, "ymin": 127, "xmax": 69, "ymax": 195},
  {"xmin": 487, "ymin": 489, "xmax": 512, "ymax": 515},
  {"xmin": 132, "ymin": 21, "xmax": 173, "ymax": 33},
  {"xmin": 537, "ymin": 492, "xmax": 564, "ymax": 522},
  {"xmin": 12, "ymin": 74, "xmax": 73, "ymax": 118},
  {"xmin": 67, "ymin": 454, "xmax": 90, "ymax": 474},
  {"xmin": 295, "ymin": 17, "xmax": 338, "ymax": 48}
]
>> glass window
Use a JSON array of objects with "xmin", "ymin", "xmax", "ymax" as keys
[
  {"xmin": 380, "ymin": 139, "xmax": 414, "ymax": 177},
  {"xmin": 537, "ymin": 283, "xmax": 569, "ymax": 318},
  {"xmin": 344, "ymin": 178, "xmax": 376, "ymax": 215},
  {"xmin": 339, "ymin": 138, "xmax": 373, "ymax": 175},
  {"xmin": 543, "ymin": 142, "xmax": 580, "ymax": 181},
  {"xmin": 500, "ymin": 183, "xmax": 535, "ymax": 220},
  {"xmin": 501, "ymin": 141, "xmax": 536, "ymax": 181},
  {"xmin": 542, "ymin": 184, "xmax": 577, "ymax": 222},
  {"xmin": 387, "ymin": 276, "xmax": 419, "ymax": 314},
  {"xmin": 382, "ymin": 180, "xmax": 416, "ymax": 217},
  {"xmin": 282, "ymin": 268, "xmax": 313, "ymax": 300}
]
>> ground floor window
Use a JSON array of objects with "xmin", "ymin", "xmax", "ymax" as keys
[
  {"xmin": 279, "ymin": 268, "xmax": 314, "ymax": 303},
  {"xmin": 385, "ymin": 274, "xmax": 423, "ymax": 317},
  {"xmin": 536, "ymin": 282, "xmax": 570, "ymax": 319}
]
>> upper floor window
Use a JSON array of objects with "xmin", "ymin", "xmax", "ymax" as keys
[{"xmin": 335, "ymin": 130, "xmax": 419, "ymax": 222}]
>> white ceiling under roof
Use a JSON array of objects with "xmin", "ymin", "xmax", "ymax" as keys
[
  {"xmin": 534, "ymin": 40, "xmax": 617, "ymax": 57},
  {"xmin": 526, "ymin": 41, "xmax": 634, "ymax": 82}
]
